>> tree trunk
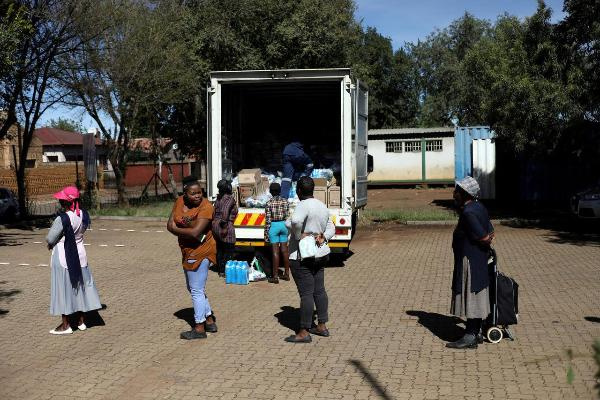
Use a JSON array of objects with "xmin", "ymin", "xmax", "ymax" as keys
[
  {"xmin": 15, "ymin": 163, "xmax": 28, "ymax": 219},
  {"xmin": 165, "ymin": 161, "xmax": 179, "ymax": 199},
  {"xmin": 114, "ymin": 166, "xmax": 128, "ymax": 206},
  {"xmin": 110, "ymin": 153, "xmax": 128, "ymax": 206}
]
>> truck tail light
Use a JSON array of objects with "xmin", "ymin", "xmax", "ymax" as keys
[
  {"xmin": 335, "ymin": 228, "xmax": 349, "ymax": 236},
  {"xmin": 339, "ymin": 218, "xmax": 346, "ymax": 225}
]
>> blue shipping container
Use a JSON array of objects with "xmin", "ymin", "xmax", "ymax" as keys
[{"xmin": 454, "ymin": 126, "xmax": 494, "ymax": 181}]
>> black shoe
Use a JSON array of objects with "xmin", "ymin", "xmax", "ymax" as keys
[
  {"xmin": 180, "ymin": 330, "xmax": 207, "ymax": 340},
  {"xmin": 284, "ymin": 334, "xmax": 312, "ymax": 343},
  {"xmin": 205, "ymin": 314, "xmax": 217, "ymax": 333},
  {"xmin": 446, "ymin": 334, "xmax": 478, "ymax": 349},
  {"xmin": 218, "ymin": 272, "xmax": 225, "ymax": 278},
  {"xmin": 308, "ymin": 327, "xmax": 330, "ymax": 337},
  {"xmin": 477, "ymin": 333, "xmax": 484, "ymax": 344}
]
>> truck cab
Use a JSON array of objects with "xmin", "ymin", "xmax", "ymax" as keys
[{"xmin": 206, "ymin": 68, "xmax": 369, "ymax": 252}]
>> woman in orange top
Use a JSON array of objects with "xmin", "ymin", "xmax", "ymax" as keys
[{"xmin": 167, "ymin": 176, "xmax": 218, "ymax": 340}]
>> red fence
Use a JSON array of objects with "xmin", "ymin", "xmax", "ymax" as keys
[{"xmin": 123, "ymin": 162, "xmax": 191, "ymax": 187}]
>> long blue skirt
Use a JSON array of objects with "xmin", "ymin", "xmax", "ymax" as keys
[{"xmin": 50, "ymin": 251, "xmax": 102, "ymax": 316}]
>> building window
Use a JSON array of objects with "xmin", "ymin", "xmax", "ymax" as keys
[
  {"xmin": 404, "ymin": 140, "xmax": 421, "ymax": 152},
  {"xmin": 385, "ymin": 141, "xmax": 402, "ymax": 153},
  {"xmin": 25, "ymin": 159, "xmax": 36, "ymax": 168},
  {"xmin": 426, "ymin": 140, "xmax": 443, "ymax": 152},
  {"xmin": 47, "ymin": 155, "xmax": 59, "ymax": 162}
]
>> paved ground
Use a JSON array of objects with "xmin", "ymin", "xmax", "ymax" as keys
[{"xmin": 0, "ymin": 220, "xmax": 599, "ymax": 399}]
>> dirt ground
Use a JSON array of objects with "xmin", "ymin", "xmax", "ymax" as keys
[{"xmin": 367, "ymin": 187, "xmax": 454, "ymax": 211}]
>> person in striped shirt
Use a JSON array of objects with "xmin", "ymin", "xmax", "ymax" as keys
[{"xmin": 265, "ymin": 183, "xmax": 290, "ymax": 283}]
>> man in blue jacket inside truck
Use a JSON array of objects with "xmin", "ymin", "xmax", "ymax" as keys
[{"xmin": 281, "ymin": 141, "xmax": 314, "ymax": 199}]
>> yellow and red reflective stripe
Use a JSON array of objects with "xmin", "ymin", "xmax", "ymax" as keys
[{"xmin": 234, "ymin": 213, "xmax": 267, "ymax": 226}]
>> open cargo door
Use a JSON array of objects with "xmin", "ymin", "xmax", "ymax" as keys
[
  {"xmin": 206, "ymin": 80, "xmax": 221, "ymax": 199},
  {"xmin": 353, "ymin": 80, "xmax": 369, "ymax": 208}
]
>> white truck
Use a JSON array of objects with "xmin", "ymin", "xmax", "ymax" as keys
[{"xmin": 206, "ymin": 68, "xmax": 370, "ymax": 252}]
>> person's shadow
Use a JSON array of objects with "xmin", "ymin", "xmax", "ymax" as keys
[
  {"xmin": 406, "ymin": 310, "xmax": 464, "ymax": 342},
  {"xmin": 174, "ymin": 308, "xmax": 195, "ymax": 328},
  {"xmin": 69, "ymin": 304, "xmax": 107, "ymax": 329},
  {"xmin": 274, "ymin": 306, "xmax": 300, "ymax": 333}
]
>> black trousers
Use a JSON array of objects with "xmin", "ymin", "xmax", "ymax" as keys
[
  {"xmin": 216, "ymin": 241, "xmax": 235, "ymax": 274},
  {"xmin": 290, "ymin": 256, "xmax": 329, "ymax": 329}
]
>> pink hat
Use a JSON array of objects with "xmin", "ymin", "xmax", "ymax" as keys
[{"xmin": 53, "ymin": 186, "xmax": 80, "ymax": 201}]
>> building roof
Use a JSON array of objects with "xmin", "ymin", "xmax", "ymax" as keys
[
  {"xmin": 34, "ymin": 127, "xmax": 102, "ymax": 146},
  {"xmin": 368, "ymin": 127, "xmax": 455, "ymax": 136}
]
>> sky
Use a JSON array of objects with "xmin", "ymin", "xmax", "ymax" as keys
[
  {"xmin": 40, "ymin": 0, "xmax": 568, "ymax": 131},
  {"xmin": 354, "ymin": 0, "xmax": 566, "ymax": 50}
]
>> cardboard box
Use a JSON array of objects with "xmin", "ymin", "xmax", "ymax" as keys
[
  {"xmin": 238, "ymin": 168, "xmax": 261, "ymax": 185},
  {"xmin": 314, "ymin": 187, "xmax": 327, "ymax": 204},
  {"xmin": 327, "ymin": 186, "xmax": 341, "ymax": 208},
  {"xmin": 233, "ymin": 186, "xmax": 240, "ymax": 205},
  {"xmin": 313, "ymin": 178, "xmax": 329, "ymax": 187},
  {"xmin": 260, "ymin": 176, "xmax": 270, "ymax": 194},
  {"xmin": 239, "ymin": 184, "xmax": 257, "ymax": 200}
]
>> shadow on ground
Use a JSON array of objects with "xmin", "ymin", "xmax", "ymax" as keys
[
  {"xmin": 584, "ymin": 316, "xmax": 600, "ymax": 324},
  {"xmin": 501, "ymin": 218, "xmax": 600, "ymax": 246},
  {"xmin": 0, "ymin": 281, "xmax": 21, "ymax": 317},
  {"xmin": 69, "ymin": 304, "xmax": 107, "ymax": 328},
  {"xmin": 430, "ymin": 198, "xmax": 600, "ymax": 246},
  {"xmin": 327, "ymin": 251, "xmax": 354, "ymax": 268},
  {"xmin": 406, "ymin": 310, "xmax": 464, "ymax": 342},
  {"xmin": 348, "ymin": 359, "xmax": 393, "ymax": 400},
  {"xmin": 274, "ymin": 306, "xmax": 300, "ymax": 333},
  {"xmin": 174, "ymin": 308, "xmax": 196, "ymax": 328},
  {"xmin": 0, "ymin": 232, "xmax": 34, "ymax": 247}
]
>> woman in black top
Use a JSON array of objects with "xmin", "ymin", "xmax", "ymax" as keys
[{"xmin": 447, "ymin": 177, "xmax": 494, "ymax": 349}]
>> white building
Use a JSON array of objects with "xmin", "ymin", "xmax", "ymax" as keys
[{"xmin": 368, "ymin": 127, "xmax": 455, "ymax": 185}]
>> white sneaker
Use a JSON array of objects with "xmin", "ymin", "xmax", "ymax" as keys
[
  {"xmin": 49, "ymin": 327, "xmax": 73, "ymax": 335},
  {"xmin": 78, "ymin": 323, "xmax": 87, "ymax": 331}
]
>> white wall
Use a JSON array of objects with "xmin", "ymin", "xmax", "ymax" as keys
[
  {"xmin": 368, "ymin": 136, "xmax": 455, "ymax": 183},
  {"xmin": 42, "ymin": 151, "xmax": 66, "ymax": 162},
  {"xmin": 424, "ymin": 137, "xmax": 455, "ymax": 180}
]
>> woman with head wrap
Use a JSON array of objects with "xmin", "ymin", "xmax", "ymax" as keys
[
  {"xmin": 167, "ymin": 176, "xmax": 218, "ymax": 340},
  {"xmin": 447, "ymin": 177, "xmax": 495, "ymax": 349},
  {"xmin": 46, "ymin": 186, "xmax": 102, "ymax": 335},
  {"xmin": 212, "ymin": 179, "xmax": 238, "ymax": 278}
]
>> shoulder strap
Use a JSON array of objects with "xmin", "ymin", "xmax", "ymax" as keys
[{"xmin": 59, "ymin": 212, "xmax": 84, "ymax": 289}]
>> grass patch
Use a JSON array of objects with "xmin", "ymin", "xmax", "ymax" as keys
[
  {"xmin": 360, "ymin": 208, "xmax": 457, "ymax": 224},
  {"xmin": 90, "ymin": 200, "xmax": 173, "ymax": 218}
]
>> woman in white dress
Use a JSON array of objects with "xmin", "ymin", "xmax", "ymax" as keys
[{"xmin": 45, "ymin": 186, "xmax": 102, "ymax": 335}]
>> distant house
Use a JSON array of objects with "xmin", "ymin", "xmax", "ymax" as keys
[
  {"xmin": 368, "ymin": 127, "xmax": 456, "ymax": 185},
  {"xmin": 0, "ymin": 113, "xmax": 43, "ymax": 169},
  {"xmin": 33, "ymin": 127, "xmax": 106, "ymax": 164}
]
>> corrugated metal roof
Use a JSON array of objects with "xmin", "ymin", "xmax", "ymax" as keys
[
  {"xmin": 34, "ymin": 127, "xmax": 102, "ymax": 146},
  {"xmin": 368, "ymin": 127, "xmax": 455, "ymax": 136}
]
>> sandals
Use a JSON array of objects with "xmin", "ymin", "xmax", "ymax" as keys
[
  {"xmin": 49, "ymin": 327, "xmax": 73, "ymax": 335},
  {"xmin": 268, "ymin": 277, "xmax": 279, "ymax": 284},
  {"xmin": 284, "ymin": 334, "xmax": 312, "ymax": 343},
  {"xmin": 180, "ymin": 330, "xmax": 207, "ymax": 340},
  {"xmin": 308, "ymin": 327, "xmax": 330, "ymax": 337}
]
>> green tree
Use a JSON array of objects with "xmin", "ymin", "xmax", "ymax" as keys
[
  {"xmin": 411, "ymin": 12, "xmax": 491, "ymax": 127},
  {"xmin": 47, "ymin": 117, "xmax": 83, "ymax": 132},
  {"xmin": 60, "ymin": 0, "xmax": 197, "ymax": 205},
  {"xmin": 0, "ymin": 0, "xmax": 93, "ymax": 216},
  {"xmin": 0, "ymin": 2, "xmax": 30, "ymax": 139}
]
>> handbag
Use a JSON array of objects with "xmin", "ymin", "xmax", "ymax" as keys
[{"xmin": 298, "ymin": 218, "xmax": 317, "ymax": 260}]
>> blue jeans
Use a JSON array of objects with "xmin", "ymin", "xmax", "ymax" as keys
[{"xmin": 184, "ymin": 259, "xmax": 212, "ymax": 324}]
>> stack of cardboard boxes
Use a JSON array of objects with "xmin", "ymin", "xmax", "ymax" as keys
[
  {"xmin": 237, "ymin": 168, "xmax": 262, "ymax": 202},
  {"xmin": 312, "ymin": 177, "xmax": 340, "ymax": 208},
  {"xmin": 234, "ymin": 168, "xmax": 341, "ymax": 208}
]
